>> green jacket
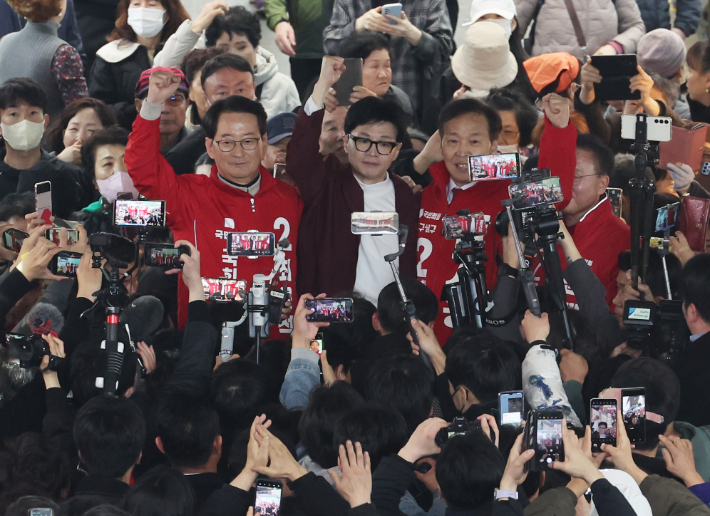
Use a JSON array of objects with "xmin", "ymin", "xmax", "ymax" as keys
[{"xmin": 264, "ymin": 0, "xmax": 334, "ymax": 59}]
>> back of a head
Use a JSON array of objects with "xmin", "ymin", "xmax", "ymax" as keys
[
  {"xmin": 73, "ymin": 396, "xmax": 146, "ymax": 478},
  {"xmin": 611, "ymin": 358, "xmax": 680, "ymax": 450},
  {"xmin": 445, "ymin": 336, "xmax": 521, "ymax": 404},
  {"xmin": 438, "ymin": 98, "xmax": 502, "ymax": 142},
  {"xmin": 365, "ymin": 355, "xmax": 433, "ymax": 434},
  {"xmin": 576, "ymin": 133, "xmax": 614, "ymax": 176},
  {"xmin": 201, "ymin": 94, "xmax": 267, "ymax": 141},
  {"xmin": 322, "ymin": 294, "xmax": 377, "ymax": 360},
  {"xmin": 609, "ymin": 155, "xmax": 635, "ymax": 197},
  {"xmin": 338, "ymin": 32, "xmax": 389, "ymax": 60},
  {"xmin": 0, "ymin": 191, "xmax": 35, "ymax": 224},
  {"xmin": 299, "ymin": 381, "xmax": 364, "ymax": 468},
  {"xmin": 681, "ymin": 254, "xmax": 710, "ymax": 323},
  {"xmin": 377, "ymin": 279, "xmax": 438, "ymax": 334},
  {"xmin": 122, "ymin": 466, "xmax": 194, "ymax": 516},
  {"xmin": 5, "ymin": 496, "xmax": 59, "ymax": 516},
  {"xmin": 83, "ymin": 505, "xmax": 132, "ymax": 516},
  {"xmin": 436, "ymin": 432, "xmax": 505, "ymax": 510},
  {"xmin": 210, "ymin": 358, "xmax": 277, "ymax": 431},
  {"xmin": 156, "ymin": 394, "xmax": 220, "ymax": 469},
  {"xmin": 344, "ymin": 96, "xmax": 407, "ymax": 143},
  {"xmin": 333, "ymin": 402, "xmax": 408, "ymax": 470},
  {"xmin": 0, "ymin": 77, "xmax": 47, "ymax": 113},
  {"xmin": 205, "ymin": 5, "xmax": 261, "ymax": 48}
]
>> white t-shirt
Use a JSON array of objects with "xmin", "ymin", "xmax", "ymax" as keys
[{"xmin": 353, "ymin": 176, "xmax": 399, "ymax": 305}]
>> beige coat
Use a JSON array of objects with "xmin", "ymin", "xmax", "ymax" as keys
[{"xmin": 515, "ymin": 0, "xmax": 645, "ymax": 61}]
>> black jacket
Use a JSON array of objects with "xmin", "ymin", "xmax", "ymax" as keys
[
  {"xmin": 61, "ymin": 475, "xmax": 129, "ymax": 514},
  {"xmin": 675, "ymin": 332, "xmax": 710, "ymax": 427},
  {"xmin": 165, "ymin": 126, "xmax": 206, "ymax": 176},
  {"xmin": 186, "ymin": 472, "xmax": 225, "ymax": 515}
]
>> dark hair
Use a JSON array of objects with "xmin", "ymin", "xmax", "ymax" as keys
[
  {"xmin": 122, "ymin": 466, "xmax": 194, "ymax": 516},
  {"xmin": 45, "ymin": 98, "xmax": 117, "ymax": 154},
  {"xmin": 333, "ymin": 402, "xmax": 408, "ymax": 470},
  {"xmin": 485, "ymin": 88, "xmax": 540, "ymax": 147},
  {"xmin": 597, "ymin": 421, "xmax": 608, "ymax": 428},
  {"xmin": 445, "ymin": 335, "xmax": 521, "ymax": 404},
  {"xmin": 609, "ymin": 156, "xmax": 636, "ymax": 197},
  {"xmin": 5, "ymin": 496, "xmax": 60, "ymax": 516},
  {"xmin": 438, "ymin": 98, "xmax": 502, "ymax": 143},
  {"xmin": 681, "ymin": 254, "xmax": 710, "ymax": 323},
  {"xmin": 80, "ymin": 126, "xmax": 130, "ymax": 186},
  {"xmin": 687, "ymin": 41, "xmax": 710, "ymax": 74},
  {"xmin": 210, "ymin": 359, "xmax": 277, "ymax": 430},
  {"xmin": 377, "ymin": 279, "xmax": 438, "ymax": 334},
  {"xmin": 576, "ymin": 133, "xmax": 614, "ymax": 176},
  {"xmin": 365, "ymin": 355, "xmax": 433, "ymax": 434},
  {"xmin": 436, "ymin": 432, "xmax": 506, "ymax": 509},
  {"xmin": 84, "ymin": 505, "xmax": 132, "ymax": 516},
  {"xmin": 200, "ymin": 53, "xmax": 254, "ymax": 91},
  {"xmin": 202, "ymin": 94, "xmax": 266, "ymax": 140},
  {"xmin": 156, "ymin": 395, "xmax": 220, "ymax": 469},
  {"xmin": 618, "ymin": 250, "xmax": 682, "ymax": 301},
  {"xmin": 205, "ymin": 6, "xmax": 261, "ymax": 48},
  {"xmin": 109, "ymin": 0, "xmax": 188, "ymax": 45},
  {"xmin": 73, "ymin": 396, "xmax": 146, "ymax": 478},
  {"xmin": 344, "ymin": 96, "xmax": 407, "ymax": 143},
  {"xmin": 338, "ymin": 32, "xmax": 389, "ymax": 60},
  {"xmin": 0, "ymin": 78, "xmax": 47, "ymax": 113},
  {"xmin": 299, "ymin": 382, "xmax": 364, "ymax": 468},
  {"xmin": 181, "ymin": 47, "xmax": 223, "ymax": 126},
  {"xmin": 0, "ymin": 192, "xmax": 35, "ymax": 223}
]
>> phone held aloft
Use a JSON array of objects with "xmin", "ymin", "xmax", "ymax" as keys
[
  {"xmin": 590, "ymin": 398, "xmax": 618, "ymax": 452},
  {"xmin": 49, "ymin": 251, "xmax": 83, "ymax": 277},
  {"xmin": 202, "ymin": 278, "xmax": 247, "ymax": 303},
  {"xmin": 113, "ymin": 199, "xmax": 166, "ymax": 227},
  {"xmin": 144, "ymin": 243, "xmax": 190, "ymax": 269},
  {"xmin": 3, "ymin": 228, "xmax": 29, "ymax": 252},
  {"xmin": 468, "ymin": 153, "xmax": 520, "ymax": 182},
  {"xmin": 305, "ymin": 298, "xmax": 354, "ymax": 323},
  {"xmin": 524, "ymin": 410, "xmax": 565, "ymax": 472},
  {"xmin": 498, "ymin": 391, "xmax": 524, "ymax": 427},
  {"xmin": 35, "ymin": 181, "xmax": 52, "ymax": 224}
]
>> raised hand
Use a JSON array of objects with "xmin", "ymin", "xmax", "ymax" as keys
[
  {"xmin": 167, "ymin": 240, "xmax": 202, "ymax": 301},
  {"xmin": 579, "ymin": 60, "xmax": 601, "ymax": 105},
  {"xmin": 292, "ymin": 293, "xmax": 330, "ymax": 349},
  {"xmin": 542, "ymin": 93, "xmax": 571, "ymax": 129},
  {"xmin": 519, "ymin": 310, "xmax": 550, "ymax": 344},
  {"xmin": 39, "ymin": 333, "xmax": 65, "ymax": 389},
  {"xmin": 76, "ymin": 252, "xmax": 103, "ymax": 301},
  {"xmin": 146, "ymin": 70, "xmax": 182, "ymax": 105},
  {"xmin": 190, "ymin": 0, "xmax": 229, "ymax": 33},
  {"xmin": 398, "ymin": 418, "xmax": 449, "ymax": 463},
  {"xmin": 313, "ymin": 56, "xmax": 346, "ymax": 109},
  {"xmin": 499, "ymin": 432, "xmax": 535, "ymax": 492},
  {"xmin": 329, "ymin": 441, "xmax": 372, "ymax": 508},
  {"xmin": 659, "ymin": 434, "xmax": 704, "ymax": 487},
  {"xmin": 549, "ymin": 421, "xmax": 604, "ymax": 485},
  {"xmin": 601, "ymin": 405, "xmax": 648, "ymax": 485},
  {"xmin": 16, "ymin": 239, "xmax": 63, "ymax": 282},
  {"xmin": 275, "ymin": 21, "xmax": 297, "ymax": 57}
]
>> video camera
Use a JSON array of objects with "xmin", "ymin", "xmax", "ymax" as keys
[
  {"xmin": 3, "ymin": 333, "xmax": 65, "ymax": 370},
  {"xmin": 434, "ymin": 416, "xmax": 497, "ymax": 447}
]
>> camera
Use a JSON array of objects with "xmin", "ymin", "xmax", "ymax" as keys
[
  {"xmin": 434, "ymin": 417, "xmax": 496, "ymax": 447},
  {"xmin": 3, "ymin": 333, "xmax": 65, "ymax": 370},
  {"xmin": 89, "ymin": 232, "xmax": 136, "ymax": 269}
]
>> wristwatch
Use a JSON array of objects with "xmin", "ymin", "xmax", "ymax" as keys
[{"xmin": 494, "ymin": 488, "xmax": 518, "ymax": 500}]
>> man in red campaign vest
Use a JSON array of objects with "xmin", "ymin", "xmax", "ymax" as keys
[
  {"xmin": 416, "ymin": 96, "xmax": 576, "ymax": 346},
  {"xmin": 125, "ymin": 70, "xmax": 302, "ymax": 333}
]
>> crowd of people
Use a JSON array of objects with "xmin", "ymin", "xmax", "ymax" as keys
[{"xmin": 4, "ymin": 0, "xmax": 710, "ymax": 514}]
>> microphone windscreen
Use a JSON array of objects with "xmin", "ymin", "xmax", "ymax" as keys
[
  {"xmin": 119, "ymin": 295, "xmax": 164, "ymax": 342},
  {"xmin": 25, "ymin": 302, "xmax": 65, "ymax": 336}
]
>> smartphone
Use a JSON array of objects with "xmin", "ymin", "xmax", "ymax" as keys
[
  {"xmin": 49, "ymin": 251, "xmax": 82, "ymax": 277},
  {"xmin": 29, "ymin": 510, "xmax": 53, "ymax": 516},
  {"xmin": 468, "ymin": 153, "xmax": 520, "ymax": 182},
  {"xmin": 607, "ymin": 188, "xmax": 623, "ymax": 218},
  {"xmin": 35, "ymin": 181, "xmax": 52, "ymax": 224},
  {"xmin": 226, "ymin": 232, "xmax": 275, "ymax": 257},
  {"xmin": 144, "ymin": 243, "xmax": 190, "ymax": 268},
  {"xmin": 351, "ymin": 212, "xmax": 399, "ymax": 235},
  {"xmin": 621, "ymin": 115, "xmax": 673, "ymax": 142},
  {"xmin": 498, "ymin": 390, "xmax": 524, "ymax": 427},
  {"xmin": 534, "ymin": 411, "xmax": 565, "ymax": 470},
  {"xmin": 622, "ymin": 388, "xmax": 646, "ymax": 444},
  {"xmin": 254, "ymin": 479, "xmax": 282, "ymax": 516},
  {"xmin": 442, "ymin": 212, "xmax": 486, "ymax": 239},
  {"xmin": 305, "ymin": 298, "xmax": 354, "ymax": 323},
  {"xmin": 113, "ymin": 199, "xmax": 166, "ymax": 227},
  {"xmin": 590, "ymin": 398, "xmax": 618, "ymax": 452},
  {"xmin": 332, "ymin": 58, "xmax": 363, "ymax": 106},
  {"xmin": 201, "ymin": 277, "xmax": 247, "ymax": 303},
  {"xmin": 590, "ymin": 54, "xmax": 641, "ymax": 102},
  {"xmin": 655, "ymin": 202, "xmax": 680, "ymax": 232},
  {"xmin": 311, "ymin": 332, "xmax": 324, "ymax": 356},
  {"xmin": 45, "ymin": 227, "xmax": 79, "ymax": 246},
  {"xmin": 382, "ymin": 2, "xmax": 403, "ymax": 24},
  {"xmin": 3, "ymin": 228, "xmax": 29, "ymax": 252},
  {"xmin": 509, "ymin": 177, "xmax": 564, "ymax": 209}
]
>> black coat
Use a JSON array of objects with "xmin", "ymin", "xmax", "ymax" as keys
[{"xmin": 675, "ymin": 332, "xmax": 710, "ymax": 427}]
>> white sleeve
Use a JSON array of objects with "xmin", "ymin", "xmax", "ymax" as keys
[
  {"xmin": 303, "ymin": 96, "xmax": 323, "ymax": 116},
  {"xmin": 153, "ymin": 19, "xmax": 201, "ymax": 68}
]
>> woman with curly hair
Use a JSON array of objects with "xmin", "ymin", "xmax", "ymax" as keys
[
  {"xmin": 0, "ymin": 0, "xmax": 88, "ymax": 120},
  {"xmin": 88, "ymin": 0, "xmax": 189, "ymax": 130}
]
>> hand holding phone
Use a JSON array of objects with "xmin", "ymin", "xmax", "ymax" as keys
[
  {"xmin": 499, "ymin": 391, "xmax": 524, "ymax": 427},
  {"xmin": 547, "ymin": 420, "xmax": 602, "ymax": 483},
  {"xmin": 332, "ymin": 58, "xmax": 363, "ymax": 106},
  {"xmin": 254, "ymin": 479, "xmax": 282, "ymax": 515},
  {"xmin": 35, "ymin": 181, "xmax": 52, "ymax": 224},
  {"xmin": 590, "ymin": 398, "xmax": 618, "ymax": 452},
  {"xmin": 305, "ymin": 298, "xmax": 354, "ymax": 322}
]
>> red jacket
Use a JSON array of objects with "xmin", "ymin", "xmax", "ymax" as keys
[
  {"xmin": 125, "ymin": 115, "xmax": 303, "ymax": 333},
  {"xmin": 417, "ymin": 117, "xmax": 577, "ymax": 345}
]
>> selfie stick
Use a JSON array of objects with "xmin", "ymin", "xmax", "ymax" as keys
[{"xmin": 504, "ymin": 202, "xmax": 541, "ymax": 316}]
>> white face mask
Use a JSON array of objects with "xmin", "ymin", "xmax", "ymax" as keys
[
  {"xmin": 96, "ymin": 171, "xmax": 139, "ymax": 203},
  {"xmin": 1, "ymin": 119, "xmax": 45, "ymax": 152},
  {"xmin": 477, "ymin": 18, "xmax": 513, "ymax": 40},
  {"xmin": 127, "ymin": 7, "xmax": 166, "ymax": 38},
  {"xmin": 497, "ymin": 144, "xmax": 519, "ymax": 154}
]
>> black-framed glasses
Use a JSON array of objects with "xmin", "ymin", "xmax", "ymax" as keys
[
  {"xmin": 348, "ymin": 134, "xmax": 397, "ymax": 155},
  {"xmin": 213, "ymin": 138, "xmax": 260, "ymax": 152}
]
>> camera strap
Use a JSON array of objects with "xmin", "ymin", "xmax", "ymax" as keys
[{"xmin": 562, "ymin": 0, "xmax": 588, "ymax": 61}]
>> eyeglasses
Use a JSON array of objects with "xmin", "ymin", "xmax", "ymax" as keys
[
  {"xmin": 213, "ymin": 138, "xmax": 260, "ymax": 152},
  {"xmin": 573, "ymin": 173, "xmax": 601, "ymax": 184},
  {"xmin": 348, "ymin": 134, "xmax": 397, "ymax": 155},
  {"xmin": 165, "ymin": 94, "xmax": 186, "ymax": 105}
]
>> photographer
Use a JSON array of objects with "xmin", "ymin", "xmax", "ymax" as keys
[{"xmin": 125, "ymin": 68, "xmax": 302, "ymax": 330}]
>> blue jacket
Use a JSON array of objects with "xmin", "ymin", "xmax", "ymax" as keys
[{"xmin": 636, "ymin": 0, "xmax": 701, "ymax": 36}]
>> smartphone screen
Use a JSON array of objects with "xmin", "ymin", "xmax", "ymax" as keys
[
  {"xmin": 536, "ymin": 413, "xmax": 564, "ymax": 468},
  {"xmin": 255, "ymin": 479, "xmax": 282, "ymax": 516},
  {"xmin": 622, "ymin": 388, "xmax": 646, "ymax": 444},
  {"xmin": 3, "ymin": 228, "xmax": 28, "ymax": 252},
  {"xmin": 442, "ymin": 212, "xmax": 486, "ymax": 239},
  {"xmin": 114, "ymin": 199, "xmax": 166, "ymax": 227},
  {"xmin": 311, "ymin": 332, "xmax": 324, "ymax": 356},
  {"xmin": 351, "ymin": 212, "xmax": 399, "ymax": 235},
  {"xmin": 144, "ymin": 244, "xmax": 186, "ymax": 268},
  {"xmin": 226, "ymin": 232, "xmax": 275, "ymax": 257},
  {"xmin": 499, "ymin": 391, "xmax": 524, "ymax": 427},
  {"xmin": 45, "ymin": 228, "xmax": 79, "ymax": 246},
  {"xmin": 332, "ymin": 58, "xmax": 363, "ymax": 106},
  {"xmin": 607, "ymin": 188, "xmax": 623, "ymax": 218},
  {"xmin": 35, "ymin": 181, "xmax": 52, "ymax": 224},
  {"xmin": 202, "ymin": 277, "xmax": 247, "ymax": 303},
  {"xmin": 51, "ymin": 251, "xmax": 82, "ymax": 277},
  {"xmin": 509, "ymin": 177, "xmax": 564, "ymax": 208},
  {"xmin": 590, "ymin": 398, "xmax": 618, "ymax": 452},
  {"xmin": 655, "ymin": 202, "xmax": 680, "ymax": 232},
  {"xmin": 468, "ymin": 153, "xmax": 520, "ymax": 182},
  {"xmin": 305, "ymin": 298, "xmax": 354, "ymax": 322}
]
